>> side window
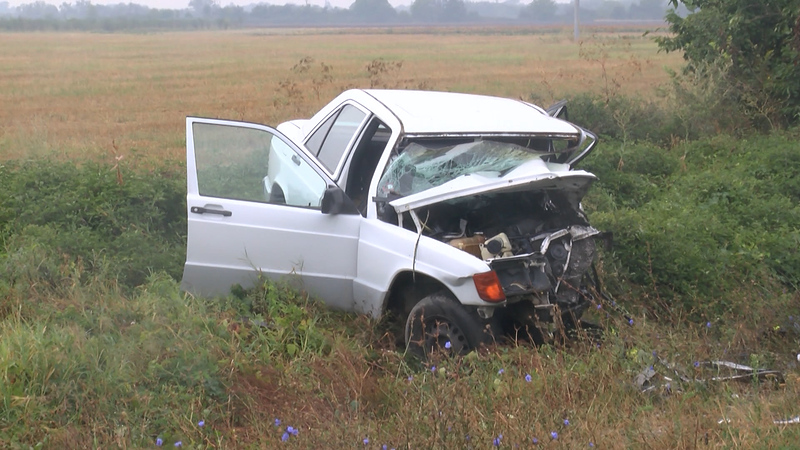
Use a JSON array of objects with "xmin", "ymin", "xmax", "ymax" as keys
[
  {"xmin": 193, "ymin": 122, "xmax": 327, "ymax": 209},
  {"xmin": 305, "ymin": 111, "xmax": 337, "ymax": 156},
  {"xmin": 314, "ymin": 105, "xmax": 367, "ymax": 173}
]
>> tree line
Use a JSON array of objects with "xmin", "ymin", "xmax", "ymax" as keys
[{"xmin": 0, "ymin": 0, "xmax": 673, "ymax": 31}]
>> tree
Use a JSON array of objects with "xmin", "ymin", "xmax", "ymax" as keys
[
  {"xmin": 628, "ymin": 0, "xmax": 669, "ymax": 20},
  {"xmin": 189, "ymin": 0, "xmax": 218, "ymax": 17},
  {"xmin": 410, "ymin": 0, "xmax": 467, "ymax": 22},
  {"xmin": 18, "ymin": 1, "xmax": 58, "ymax": 19},
  {"xmin": 349, "ymin": 0, "xmax": 397, "ymax": 22},
  {"xmin": 519, "ymin": 0, "xmax": 557, "ymax": 22},
  {"xmin": 656, "ymin": 0, "xmax": 800, "ymax": 127}
]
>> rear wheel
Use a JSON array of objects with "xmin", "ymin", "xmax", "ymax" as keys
[
  {"xmin": 269, "ymin": 184, "xmax": 285, "ymax": 204},
  {"xmin": 404, "ymin": 294, "xmax": 488, "ymax": 359}
]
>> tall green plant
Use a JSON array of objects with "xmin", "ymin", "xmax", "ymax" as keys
[{"xmin": 656, "ymin": 0, "xmax": 800, "ymax": 128}]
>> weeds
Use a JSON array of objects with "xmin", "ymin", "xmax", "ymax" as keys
[
  {"xmin": 365, "ymin": 58, "xmax": 404, "ymax": 89},
  {"xmin": 0, "ymin": 160, "xmax": 185, "ymax": 293},
  {"xmin": 0, "ymin": 29, "xmax": 798, "ymax": 448},
  {"xmin": 274, "ymin": 56, "xmax": 336, "ymax": 114}
]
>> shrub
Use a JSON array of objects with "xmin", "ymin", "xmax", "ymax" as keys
[
  {"xmin": 0, "ymin": 160, "xmax": 186, "ymax": 291},
  {"xmin": 584, "ymin": 130, "xmax": 800, "ymax": 317}
]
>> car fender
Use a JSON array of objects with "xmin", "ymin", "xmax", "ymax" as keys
[{"xmin": 353, "ymin": 219, "xmax": 492, "ymax": 318}]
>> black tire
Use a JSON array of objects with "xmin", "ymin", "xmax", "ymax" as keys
[
  {"xmin": 269, "ymin": 184, "xmax": 286, "ymax": 204},
  {"xmin": 404, "ymin": 293, "xmax": 488, "ymax": 359}
]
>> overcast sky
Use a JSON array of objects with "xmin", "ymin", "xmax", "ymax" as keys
[
  {"xmin": 3, "ymin": 0, "xmax": 410, "ymax": 8},
  {"xmin": 3, "ymin": 0, "xmax": 574, "ymax": 11}
]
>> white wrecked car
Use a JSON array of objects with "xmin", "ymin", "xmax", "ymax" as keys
[{"xmin": 182, "ymin": 89, "xmax": 599, "ymax": 356}]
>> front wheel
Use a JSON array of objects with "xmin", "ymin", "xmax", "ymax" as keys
[{"xmin": 404, "ymin": 294, "xmax": 489, "ymax": 359}]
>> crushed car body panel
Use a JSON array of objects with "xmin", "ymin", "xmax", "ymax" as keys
[{"xmin": 387, "ymin": 160, "xmax": 596, "ymax": 213}]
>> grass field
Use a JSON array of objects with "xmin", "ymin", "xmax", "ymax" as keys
[
  {"xmin": 2, "ymin": 27, "xmax": 799, "ymax": 449},
  {"xmin": 0, "ymin": 27, "xmax": 681, "ymax": 164}
]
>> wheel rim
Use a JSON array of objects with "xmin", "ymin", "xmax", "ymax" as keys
[{"xmin": 423, "ymin": 317, "xmax": 469, "ymax": 354}]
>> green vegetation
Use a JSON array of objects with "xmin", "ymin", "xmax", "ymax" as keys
[
  {"xmin": 583, "ymin": 130, "xmax": 800, "ymax": 318},
  {"xmin": 2, "ymin": 100, "xmax": 799, "ymax": 447},
  {"xmin": 0, "ymin": 161, "xmax": 185, "ymax": 292},
  {"xmin": 657, "ymin": 0, "xmax": 800, "ymax": 128},
  {"xmin": 1, "ymin": 28, "xmax": 798, "ymax": 448}
]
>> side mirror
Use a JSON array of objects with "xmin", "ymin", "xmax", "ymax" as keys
[
  {"xmin": 321, "ymin": 187, "xmax": 360, "ymax": 215},
  {"xmin": 545, "ymin": 99, "xmax": 568, "ymax": 120}
]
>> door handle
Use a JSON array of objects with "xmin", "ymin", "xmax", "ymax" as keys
[
  {"xmin": 190, "ymin": 206, "xmax": 232, "ymax": 217},
  {"xmin": 291, "ymin": 154, "xmax": 301, "ymax": 166}
]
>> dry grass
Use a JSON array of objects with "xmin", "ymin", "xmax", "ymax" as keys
[{"xmin": 0, "ymin": 26, "xmax": 682, "ymax": 165}]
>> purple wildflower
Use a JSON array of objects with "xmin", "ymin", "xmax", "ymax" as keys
[
  {"xmin": 532, "ymin": 437, "xmax": 539, "ymax": 444},
  {"xmin": 174, "ymin": 442, "xmax": 182, "ymax": 448},
  {"xmin": 498, "ymin": 368, "xmax": 505, "ymax": 375},
  {"xmin": 551, "ymin": 431, "xmax": 558, "ymax": 440},
  {"xmin": 198, "ymin": 420, "xmax": 205, "ymax": 427},
  {"xmin": 156, "ymin": 438, "xmax": 163, "ymax": 447},
  {"xmin": 363, "ymin": 437, "xmax": 369, "ymax": 445},
  {"xmin": 274, "ymin": 418, "xmax": 281, "ymax": 427},
  {"xmin": 525, "ymin": 374, "xmax": 532, "ymax": 382},
  {"xmin": 445, "ymin": 341, "xmax": 452, "ymax": 349},
  {"xmin": 564, "ymin": 419, "xmax": 570, "ymax": 426},
  {"xmin": 281, "ymin": 432, "xmax": 289, "ymax": 442},
  {"xmin": 694, "ymin": 361, "xmax": 700, "ymax": 368},
  {"xmin": 628, "ymin": 318, "xmax": 634, "ymax": 326}
]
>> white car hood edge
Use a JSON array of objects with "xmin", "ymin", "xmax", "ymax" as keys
[{"xmin": 388, "ymin": 160, "xmax": 597, "ymax": 213}]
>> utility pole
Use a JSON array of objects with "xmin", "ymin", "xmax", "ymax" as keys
[{"xmin": 573, "ymin": 0, "xmax": 580, "ymax": 42}]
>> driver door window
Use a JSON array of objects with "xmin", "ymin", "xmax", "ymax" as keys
[{"xmin": 193, "ymin": 122, "xmax": 327, "ymax": 209}]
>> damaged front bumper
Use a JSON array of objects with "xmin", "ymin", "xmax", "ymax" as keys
[{"xmin": 488, "ymin": 225, "xmax": 600, "ymax": 308}]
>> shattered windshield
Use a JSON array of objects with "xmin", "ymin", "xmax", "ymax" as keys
[{"xmin": 378, "ymin": 140, "xmax": 549, "ymax": 197}]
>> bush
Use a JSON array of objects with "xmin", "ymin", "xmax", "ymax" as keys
[
  {"xmin": 0, "ymin": 160, "xmax": 186, "ymax": 291},
  {"xmin": 584, "ymin": 130, "xmax": 800, "ymax": 317},
  {"xmin": 567, "ymin": 93, "xmax": 678, "ymax": 145}
]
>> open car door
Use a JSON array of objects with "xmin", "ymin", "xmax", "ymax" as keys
[{"xmin": 181, "ymin": 117, "xmax": 362, "ymax": 311}]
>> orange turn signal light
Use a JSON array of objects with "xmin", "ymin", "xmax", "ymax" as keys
[{"xmin": 473, "ymin": 271, "xmax": 506, "ymax": 303}]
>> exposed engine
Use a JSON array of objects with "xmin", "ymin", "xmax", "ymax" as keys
[{"xmin": 413, "ymin": 189, "xmax": 599, "ymax": 315}]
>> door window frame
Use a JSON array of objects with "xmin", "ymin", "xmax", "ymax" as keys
[{"xmin": 303, "ymin": 101, "xmax": 371, "ymax": 180}]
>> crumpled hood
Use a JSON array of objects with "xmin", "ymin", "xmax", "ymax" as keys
[{"xmin": 388, "ymin": 158, "xmax": 596, "ymax": 213}]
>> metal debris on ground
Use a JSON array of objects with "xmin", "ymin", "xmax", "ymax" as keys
[
  {"xmin": 774, "ymin": 416, "xmax": 800, "ymax": 425},
  {"xmin": 698, "ymin": 360, "xmax": 785, "ymax": 384},
  {"xmin": 635, "ymin": 358, "xmax": 785, "ymax": 394}
]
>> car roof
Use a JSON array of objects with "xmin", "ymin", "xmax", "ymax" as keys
[{"xmin": 357, "ymin": 89, "xmax": 580, "ymax": 136}]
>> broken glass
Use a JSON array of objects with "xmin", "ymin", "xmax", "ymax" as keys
[{"xmin": 378, "ymin": 140, "xmax": 549, "ymax": 197}]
